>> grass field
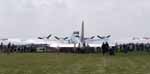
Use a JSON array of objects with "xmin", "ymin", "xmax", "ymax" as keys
[{"xmin": 0, "ymin": 53, "xmax": 150, "ymax": 74}]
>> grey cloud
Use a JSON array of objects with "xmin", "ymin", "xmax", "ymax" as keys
[{"xmin": 0, "ymin": 0, "xmax": 150, "ymax": 40}]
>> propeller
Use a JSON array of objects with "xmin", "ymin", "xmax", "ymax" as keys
[
  {"xmin": 38, "ymin": 34, "xmax": 52, "ymax": 39},
  {"xmin": 38, "ymin": 37, "xmax": 44, "ymax": 39},
  {"xmin": 54, "ymin": 36, "xmax": 60, "ymax": 40},
  {"xmin": 63, "ymin": 37, "xmax": 68, "ymax": 40},
  {"xmin": 106, "ymin": 35, "xmax": 111, "ymax": 38},
  {"xmin": 54, "ymin": 36, "xmax": 69, "ymax": 40},
  {"xmin": 90, "ymin": 36, "xmax": 95, "ymax": 39},
  {"xmin": 97, "ymin": 35, "xmax": 105, "ymax": 39},
  {"xmin": 46, "ymin": 34, "xmax": 52, "ymax": 39},
  {"xmin": 97, "ymin": 35, "xmax": 111, "ymax": 39}
]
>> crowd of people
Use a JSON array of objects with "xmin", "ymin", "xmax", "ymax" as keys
[
  {"xmin": 115, "ymin": 43, "xmax": 150, "ymax": 53},
  {"xmin": 0, "ymin": 42, "xmax": 40, "ymax": 54},
  {"xmin": 0, "ymin": 42, "xmax": 150, "ymax": 55},
  {"xmin": 99, "ymin": 42, "xmax": 150, "ymax": 56}
]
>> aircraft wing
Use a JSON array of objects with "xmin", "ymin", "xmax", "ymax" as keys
[
  {"xmin": 85, "ymin": 38, "xmax": 110, "ymax": 43},
  {"xmin": 85, "ymin": 38, "xmax": 115, "ymax": 47},
  {"xmin": 23, "ymin": 39, "xmax": 47, "ymax": 45},
  {"xmin": 50, "ymin": 43, "xmax": 76, "ymax": 48}
]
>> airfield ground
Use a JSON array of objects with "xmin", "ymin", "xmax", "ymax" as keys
[{"xmin": 0, "ymin": 53, "xmax": 150, "ymax": 74}]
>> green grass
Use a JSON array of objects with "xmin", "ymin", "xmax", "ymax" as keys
[{"xmin": 0, "ymin": 53, "xmax": 150, "ymax": 74}]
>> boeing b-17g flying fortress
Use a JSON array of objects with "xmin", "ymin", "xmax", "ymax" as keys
[{"xmin": 0, "ymin": 21, "xmax": 112, "ymax": 50}]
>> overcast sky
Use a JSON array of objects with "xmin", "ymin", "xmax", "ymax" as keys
[{"xmin": 0, "ymin": 0, "xmax": 150, "ymax": 40}]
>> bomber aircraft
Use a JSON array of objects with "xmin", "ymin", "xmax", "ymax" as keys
[{"xmin": 0, "ymin": 21, "xmax": 113, "ymax": 52}]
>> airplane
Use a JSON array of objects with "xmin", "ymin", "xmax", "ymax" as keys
[
  {"xmin": 21, "ymin": 20, "xmax": 112, "ymax": 49},
  {"xmin": 49, "ymin": 21, "xmax": 113, "ymax": 51},
  {"xmin": 0, "ymin": 20, "xmax": 113, "ymax": 53}
]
